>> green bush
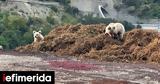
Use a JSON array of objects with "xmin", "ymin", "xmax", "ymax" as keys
[
  {"xmin": 79, "ymin": 15, "xmax": 117, "ymax": 24},
  {"xmin": 47, "ymin": 16, "xmax": 55, "ymax": 25},
  {"xmin": 0, "ymin": 11, "xmax": 53, "ymax": 50},
  {"xmin": 121, "ymin": 21, "xmax": 135, "ymax": 31},
  {"xmin": 50, "ymin": 6, "xmax": 58, "ymax": 12},
  {"xmin": 21, "ymin": 31, "xmax": 33, "ymax": 45},
  {"xmin": 0, "ymin": 36, "xmax": 8, "ymax": 49},
  {"xmin": 61, "ymin": 13, "xmax": 78, "ymax": 24},
  {"xmin": 65, "ymin": 6, "xmax": 79, "ymax": 16},
  {"xmin": 1, "ymin": 30, "xmax": 20, "ymax": 49},
  {"xmin": 122, "ymin": 0, "xmax": 160, "ymax": 18},
  {"xmin": 0, "ymin": 24, "xmax": 5, "ymax": 34}
]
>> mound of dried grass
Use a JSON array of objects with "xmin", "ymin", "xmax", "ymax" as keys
[{"xmin": 16, "ymin": 24, "xmax": 160, "ymax": 63}]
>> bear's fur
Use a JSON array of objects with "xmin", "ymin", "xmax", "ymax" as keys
[
  {"xmin": 105, "ymin": 23, "xmax": 125, "ymax": 40},
  {"xmin": 0, "ymin": 45, "xmax": 3, "ymax": 50},
  {"xmin": 105, "ymin": 23, "xmax": 115, "ymax": 37},
  {"xmin": 33, "ymin": 30, "xmax": 44, "ymax": 42}
]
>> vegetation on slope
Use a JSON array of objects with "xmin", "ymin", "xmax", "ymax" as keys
[
  {"xmin": 0, "ymin": 0, "xmax": 135, "ymax": 50},
  {"xmin": 116, "ymin": 0, "xmax": 160, "ymax": 18},
  {"xmin": 16, "ymin": 24, "xmax": 160, "ymax": 63}
]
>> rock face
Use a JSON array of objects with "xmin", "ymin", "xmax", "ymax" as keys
[
  {"xmin": 70, "ymin": 0, "xmax": 139, "ymax": 23},
  {"xmin": 16, "ymin": 24, "xmax": 160, "ymax": 63}
]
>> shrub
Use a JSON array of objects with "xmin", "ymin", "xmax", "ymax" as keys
[
  {"xmin": 50, "ymin": 6, "xmax": 58, "ymax": 12},
  {"xmin": 61, "ymin": 13, "xmax": 78, "ymax": 24},
  {"xmin": 65, "ymin": 6, "xmax": 79, "ymax": 16},
  {"xmin": 79, "ymin": 15, "xmax": 116, "ymax": 24},
  {"xmin": 121, "ymin": 21, "xmax": 135, "ymax": 31}
]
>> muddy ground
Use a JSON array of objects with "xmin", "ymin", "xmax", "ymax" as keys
[
  {"xmin": 16, "ymin": 24, "xmax": 160, "ymax": 63},
  {"xmin": 0, "ymin": 51, "xmax": 160, "ymax": 84}
]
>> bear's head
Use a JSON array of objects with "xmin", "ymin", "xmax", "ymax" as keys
[
  {"xmin": 33, "ymin": 30, "xmax": 41, "ymax": 38},
  {"xmin": 33, "ymin": 30, "xmax": 44, "ymax": 42},
  {"xmin": 105, "ymin": 23, "xmax": 116, "ymax": 37}
]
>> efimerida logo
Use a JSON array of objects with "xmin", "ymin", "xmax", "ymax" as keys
[{"xmin": 3, "ymin": 73, "xmax": 52, "ymax": 83}]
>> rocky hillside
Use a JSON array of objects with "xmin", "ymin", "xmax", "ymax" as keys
[
  {"xmin": 70, "ymin": 0, "xmax": 160, "ymax": 23},
  {"xmin": 0, "ymin": 0, "xmax": 60, "ymax": 19},
  {"xmin": 16, "ymin": 24, "xmax": 160, "ymax": 63},
  {"xmin": 70, "ymin": 0, "xmax": 139, "ymax": 23},
  {"xmin": 1, "ymin": 0, "xmax": 160, "ymax": 23}
]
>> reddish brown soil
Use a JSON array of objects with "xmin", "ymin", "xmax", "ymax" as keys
[
  {"xmin": 1, "ymin": 51, "xmax": 159, "ymax": 84},
  {"xmin": 90, "ymin": 79, "xmax": 137, "ymax": 84},
  {"xmin": 48, "ymin": 60, "xmax": 100, "ymax": 71},
  {"xmin": 66, "ymin": 79, "xmax": 137, "ymax": 84},
  {"xmin": 15, "ymin": 24, "xmax": 160, "ymax": 63}
]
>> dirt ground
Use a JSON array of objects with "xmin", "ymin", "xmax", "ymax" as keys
[
  {"xmin": 16, "ymin": 24, "xmax": 160, "ymax": 63},
  {"xmin": 1, "ymin": 51, "xmax": 160, "ymax": 84}
]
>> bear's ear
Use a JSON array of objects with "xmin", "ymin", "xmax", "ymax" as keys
[
  {"xmin": 38, "ymin": 30, "xmax": 42, "ymax": 33},
  {"xmin": 33, "ymin": 31, "xmax": 36, "ymax": 34}
]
